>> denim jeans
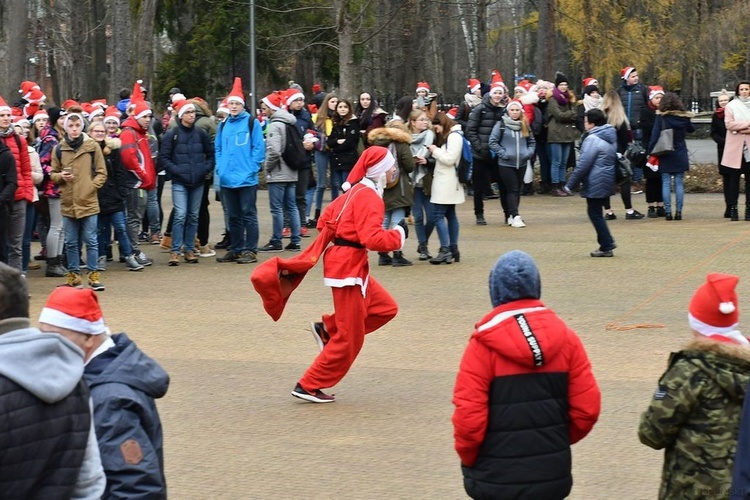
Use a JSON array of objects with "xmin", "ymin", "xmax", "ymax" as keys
[
  {"xmin": 64, "ymin": 214, "xmax": 98, "ymax": 273},
  {"xmin": 46, "ymin": 198, "xmax": 65, "ymax": 258},
  {"xmin": 661, "ymin": 173, "xmax": 684, "ymax": 213},
  {"xmin": 586, "ymin": 198, "xmax": 615, "ymax": 251},
  {"xmin": 313, "ymin": 150, "xmax": 330, "ymax": 209},
  {"xmin": 172, "ymin": 183, "xmax": 204, "ymax": 253},
  {"xmin": 433, "ymin": 203, "xmax": 459, "ymax": 248},
  {"xmin": 125, "ymin": 188, "xmax": 147, "ymax": 253},
  {"xmin": 412, "ymin": 187, "xmax": 434, "ymax": 246},
  {"xmin": 330, "ymin": 169, "xmax": 350, "ymax": 200},
  {"xmin": 221, "ymin": 186, "xmax": 259, "ymax": 254},
  {"xmin": 7, "ymin": 200, "xmax": 26, "ymax": 272},
  {"xmin": 147, "ymin": 186, "xmax": 161, "ymax": 234},
  {"xmin": 383, "ymin": 207, "xmax": 406, "ymax": 229},
  {"xmin": 548, "ymin": 143, "xmax": 572, "ymax": 184},
  {"xmin": 268, "ymin": 182, "xmax": 300, "ymax": 244},
  {"xmin": 22, "ymin": 202, "xmax": 36, "ymax": 272},
  {"xmin": 98, "ymin": 211, "xmax": 132, "ymax": 258}
]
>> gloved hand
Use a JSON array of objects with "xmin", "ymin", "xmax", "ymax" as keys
[{"xmin": 397, "ymin": 218, "xmax": 409, "ymax": 239}]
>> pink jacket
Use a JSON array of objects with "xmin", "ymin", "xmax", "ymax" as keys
[{"xmin": 721, "ymin": 102, "xmax": 750, "ymax": 169}]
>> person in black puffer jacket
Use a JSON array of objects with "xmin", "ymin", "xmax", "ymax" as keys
[
  {"xmin": 466, "ymin": 84, "xmax": 506, "ymax": 225},
  {"xmin": 158, "ymin": 100, "xmax": 214, "ymax": 265}
]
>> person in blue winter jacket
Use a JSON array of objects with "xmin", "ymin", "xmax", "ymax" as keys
[
  {"xmin": 39, "ymin": 286, "xmax": 170, "ymax": 499},
  {"xmin": 564, "ymin": 108, "xmax": 617, "ymax": 257},
  {"xmin": 214, "ymin": 77, "xmax": 266, "ymax": 264}
]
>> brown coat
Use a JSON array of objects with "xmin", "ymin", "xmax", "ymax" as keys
[
  {"xmin": 50, "ymin": 136, "xmax": 107, "ymax": 219},
  {"xmin": 721, "ymin": 100, "xmax": 750, "ymax": 169},
  {"xmin": 368, "ymin": 125, "xmax": 414, "ymax": 211}
]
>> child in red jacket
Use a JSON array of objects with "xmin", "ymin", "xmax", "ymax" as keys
[{"xmin": 452, "ymin": 250, "xmax": 601, "ymax": 499}]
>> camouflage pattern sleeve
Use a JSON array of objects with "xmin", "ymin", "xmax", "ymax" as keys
[{"xmin": 638, "ymin": 356, "xmax": 701, "ymax": 450}]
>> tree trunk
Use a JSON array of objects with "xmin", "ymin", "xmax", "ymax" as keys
[
  {"xmin": 91, "ymin": 0, "xmax": 108, "ymax": 99},
  {"xmin": 110, "ymin": 0, "xmax": 133, "ymax": 103},
  {"xmin": 535, "ymin": 0, "xmax": 555, "ymax": 79},
  {"xmin": 134, "ymin": 0, "xmax": 157, "ymax": 92},
  {"xmin": 1, "ymin": 1, "xmax": 29, "ymax": 100},
  {"xmin": 333, "ymin": 0, "xmax": 355, "ymax": 100}
]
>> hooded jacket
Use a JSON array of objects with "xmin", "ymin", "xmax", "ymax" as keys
[
  {"xmin": 639, "ymin": 338, "xmax": 750, "ymax": 500},
  {"xmin": 453, "ymin": 299, "xmax": 601, "ymax": 500},
  {"xmin": 565, "ymin": 124, "xmax": 617, "ymax": 199},
  {"xmin": 50, "ymin": 135, "xmax": 108, "ymax": 219},
  {"xmin": 488, "ymin": 117, "xmax": 536, "ymax": 169},
  {"xmin": 368, "ymin": 125, "xmax": 414, "ymax": 211},
  {"xmin": 215, "ymin": 110, "xmax": 265, "ymax": 189},
  {"xmin": 96, "ymin": 137, "xmax": 130, "ymax": 216},
  {"xmin": 647, "ymin": 110, "xmax": 695, "ymax": 174},
  {"xmin": 546, "ymin": 90, "xmax": 580, "ymax": 144},
  {"xmin": 159, "ymin": 121, "xmax": 215, "ymax": 188},
  {"xmin": 84, "ymin": 332, "xmax": 169, "ymax": 499},
  {"xmin": 0, "ymin": 319, "xmax": 105, "ymax": 499},
  {"xmin": 265, "ymin": 108, "xmax": 299, "ymax": 183},
  {"xmin": 119, "ymin": 116, "xmax": 157, "ymax": 190},
  {"xmin": 466, "ymin": 94, "xmax": 506, "ymax": 162},
  {"xmin": 327, "ymin": 116, "xmax": 361, "ymax": 172}
]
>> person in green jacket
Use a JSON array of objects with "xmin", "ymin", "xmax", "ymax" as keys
[{"xmin": 639, "ymin": 273, "xmax": 750, "ymax": 499}]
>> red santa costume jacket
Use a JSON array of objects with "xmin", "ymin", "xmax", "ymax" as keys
[
  {"xmin": 119, "ymin": 116, "xmax": 156, "ymax": 190},
  {"xmin": 318, "ymin": 177, "xmax": 404, "ymax": 294},
  {"xmin": 452, "ymin": 298, "xmax": 601, "ymax": 499}
]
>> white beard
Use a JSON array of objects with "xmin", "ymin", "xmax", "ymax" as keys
[{"xmin": 374, "ymin": 173, "xmax": 387, "ymax": 197}]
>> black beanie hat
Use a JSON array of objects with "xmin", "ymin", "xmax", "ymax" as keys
[
  {"xmin": 584, "ymin": 84, "xmax": 599, "ymax": 96},
  {"xmin": 554, "ymin": 72, "xmax": 569, "ymax": 87},
  {"xmin": 47, "ymin": 106, "xmax": 63, "ymax": 125}
]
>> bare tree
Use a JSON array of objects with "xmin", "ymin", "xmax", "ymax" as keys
[
  {"xmin": 0, "ymin": 1, "xmax": 29, "ymax": 99},
  {"xmin": 109, "ymin": 0, "xmax": 133, "ymax": 102}
]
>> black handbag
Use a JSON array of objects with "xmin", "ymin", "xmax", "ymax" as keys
[
  {"xmin": 625, "ymin": 141, "xmax": 646, "ymax": 166},
  {"xmin": 615, "ymin": 153, "xmax": 632, "ymax": 186}
]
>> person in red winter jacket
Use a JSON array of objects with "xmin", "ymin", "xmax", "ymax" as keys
[{"xmin": 452, "ymin": 250, "xmax": 601, "ymax": 500}]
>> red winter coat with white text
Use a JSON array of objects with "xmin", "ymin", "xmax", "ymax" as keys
[
  {"xmin": 452, "ymin": 298, "xmax": 600, "ymax": 500},
  {"xmin": 119, "ymin": 117, "xmax": 156, "ymax": 190}
]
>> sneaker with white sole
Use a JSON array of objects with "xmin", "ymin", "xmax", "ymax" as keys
[
  {"xmin": 291, "ymin": 383, "xmax": 335, "ymax": 403},
  {"xmin": 124, "ymin": 255, "xmax": 144, "ymax": 271},
  {"xmin": 198, "ymin": 245, "xmax": 216, "ymax": 257},
  {"xmin": 507, "ymin": 216, "xmax": 513, "ymax": 226},
  {"xmin": 310, "ymin": 321, "xmax": 330, "ymax": 351},
  {"xmin": 510, "ymin": 215, "xmax": 526, "ymax": 228},
  {"xmin": 97, "ymin": 255, "xmax": 107, "ymax": 271}
]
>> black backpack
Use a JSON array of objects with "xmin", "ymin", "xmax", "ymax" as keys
[{"xmin": 281, "ymin": 123, "xmax": 308, "ymax": 170}]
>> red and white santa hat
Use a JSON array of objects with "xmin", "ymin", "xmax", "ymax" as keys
[
  {"xmin": 25, "ymin": 88, "xmax": 46, "ymax": 105},
  {"xmin": 131, "ymin": 80, "xmax": 145, "ymax": 103},
  {"xmin": 490, "ymin": 70, "xmax": 505, "ymax": 94},
  {"xmin": 23, "ymin": 102, "xmax": 42, "ymax": 119},
  {"xmin": 341, "ymin": 146, "xmax": 396, "ymax": 192},
  {"xmin": 19, "ymin": 81, "xmax": 41, "ymax": 101},
  {"xmin": 688, "ymin": 273, "xmax": 748, "ymax": 344},
  {"xmin": 446, "ymin": 108, "xmax": 458, "ymax": 120},
  {"xmin": 227, "ymin": 77, "xmax": 245, "ymax": 105},
  {"xmin": 506, "ymin": 99, "xmax": 524, "ymax": 112},
  {"xmin": 621, "ymin": 66, "xmax": 637, "ymax": 80},
  {"xmin": 130, "ymin": 99, "xmax": 152, "ymax": 120},
  {"xmin": 285, "ymin": 87, "xmax": 305, "ymax": 105},
  {"xmin": 514, "ymin": 79, "xmax": 532, "ymax": 94},
  {"xmin": 171, "ymin": 93, "xmax": 186, "ymax": 104},
  {"xmin": 262, "ymin": 91, "xmax": 285, "ymax": 112},
  {"xmin": 32, "ymin": 109, "xmax": 49, "ymax": 124},
  {"xmin": 173, "ymin": 99, "xmax": 195, "ymax": 118},
  {"xmin": 582, "ymin": 77, "xmax": 599, "ymax": 89},
  {"xmin": 13, "ymin": 115, "xmax": 30, "ymax": 128},
  {"xmin": 91, "ymin": 99, "xmax": 108, "ymax": 110},
  {"xmin": 39, "ymin": 287, "xmax": 107, "ymax": 335},
  {"xmin": 416, "ymin": 81, "xmax": 430, "ymax": 93},
  {"xmin": 649, "ymin": 86, "xmax": 665, "ymax": 101},
  {"xmin": 217, "ymin": 99, "xmax": 229, "ymax": 115},
  {"xmin": 103, "ymin": 107, "xmax": 121, "ymax": 125},
  {"xmin": 61, "ymin": 99, "xmax": 80, "ymax": 111},
  {"xmin": 468, "ymin": 78, "xmax": 481, "ymax": 94},
  {"xmin": 0, "ymin": 96, "xmax": 12, "ymax": 114}
]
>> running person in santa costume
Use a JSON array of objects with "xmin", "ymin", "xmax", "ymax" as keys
[{"xmin": 251, "ymin": 146, "xmax": 407, "ymax": 403}]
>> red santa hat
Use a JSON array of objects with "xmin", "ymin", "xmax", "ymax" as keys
[
  {"xmin": 171, "ymin": 93, "xmax": 186, "ymax": 104},
  {"xmin": 227, "ymin": 77, "xmax": 245, "ymax": 105},
  {"xmin": 416, "ymin": 81, "xmax": 430, "ymax": 93},
  {"xmin": 19, "ymin": 80, "xmax": 41, "ymax": 101},
  {"xmin": 61, "ymin": 99, "xmax": 80, "ymax": 111},
  {"xmin": 81, "ymin": 102, "xmax": 95, "ymax": 119},
  {"xmin": 0, "ymin": 96, "xmax": 12, "ymax": 114},
  {"xmin": 39, "ymin": 287, "xmax": 107, "ymax": 335},
  {"xmin": 11, "ymin": 107, "xmax": 22, "ymax": 117},
  {"xmin": 514, "ymin": 79, "xmax": 533, "ymax": 94},
  {"xmin": 23, "ymin": 102, "xmax": 41, "ymax": 118},
  {"xmin": 341, "ymin": 146, "xmax": 396, "ymax": 192},
  {"xmin": 649, "ymin": 86, "xmax": 665, "ymax": 101},
  {"xmin": 621, "ymin": 66, "xmax": 636, "ymax": 80},
  {"xmin": 688, "ymin": 273, "xmax": 748, "ymax": 344},
  {"xmin": 91, "ymin": 99, "xmax": 108, "ymax": 110},
  {"xmin": 173, "ymin": 99, "xmax": 195, "ymax": 119},
  {"xmin": 32, "ymin": 109, "xmax": 49, "ymax": 124},
  {"xmin": 582, "ymin": 77, "xmax": 599, "ymax": 89},
  {"xmin": 490, "ymin": 70, "xmax": 505, "ymax": 94},
  {"xmin": 103, "ymin": 107, "xmax": 121, "ymax": 124},
  {"xmin": 217, "ymin": 99, "xmax": 229, "ymax": 115},
  {"xmin": 468, "ymin": 78, "xmax": 481, "ymax": 93},
  {"xmin": 312, "ymin": 83, "xmax": 322, "ymax": 94},
  {"xmin": 88, "ymin": 106, "xmax": 104, "ymax": 120},
  {"xmin": 285, "ymin": 87, "xmax": 305, "ymax": 105},
  {"xmin": 130, "ymin": 99, "xmax": 152, "ymax": 120},
  {"xmin": 24, "ymin": 88, "xmax": 46, "ymax": 105},
  {"xmin": 262, "ymin": 91, "xmax": 285, "ymax": 112},
  {"xmin": 506, "ymin": 99, "xmax": 524, "ymax": 112},
  {"xmin": 131, "ymin": 80, "xmax": 145, "ymax": 103},
  {"xmin": 446, "ymin": 107, "xmax": 458, "ymax": 120},
  {"xmin": 13, "ymin": 115, "xmax": 30, "ymax": 128}
]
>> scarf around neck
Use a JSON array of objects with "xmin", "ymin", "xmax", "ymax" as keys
[
  {"xmin": 0, "ymin": 127, "xmax": 14, "ymax": 138},
  {"xmin": 65, "ymin": 134, "xmax": 84, "ymax": 151},
  {"xmin": 502, "ymin": 115, "xmax": 522, "ymax": 131},
  {"xmin": 552, "ymin": 87, "xmax": 569, "ymax": 107},
  {"xmin": 729, "ymin": 96, "xmax": 750, "ymax": 122},
  {"xmin": 583, "ymin": 93, "xmax": 603, "ymax": 111}
]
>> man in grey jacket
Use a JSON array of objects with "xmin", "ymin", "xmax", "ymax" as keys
[
  {"xmin": 0, "ymin": 262, "xmax": 105, "ymax": 499},
  {"xmin": 258, "ymin": 91, "xmax": 302, "ymax": 252}
]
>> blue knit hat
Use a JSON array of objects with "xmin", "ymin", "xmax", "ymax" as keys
[{"xmin": 489, "ymin": 250, "xmax": 541, "ymax": 307}]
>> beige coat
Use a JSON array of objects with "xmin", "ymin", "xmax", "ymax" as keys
[
  {"xmin": 50, "ymin": 135, "xmax": 107, "ymax": 218},
  {"xmin": 429, "ymin": 124, "xmax": 466, "ymax": 205},
  {"xmin": 721, "ymin": 100, "xmax": 750, "ymax": 169}
]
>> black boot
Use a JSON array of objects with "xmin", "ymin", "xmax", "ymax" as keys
[
  {"xmin": 429, "ymin": 246, "xmax": 453, "ymax": 265},
  {"xmin": 215, "ymin": 231, "xmax": 231, "ymax": 250},
  {"xmin": 417, "ymin": 243, "xmax": 432, "ymax": 261},
  {"xmin": 307, "ymin": 208, "xmax": 321, "ymax": 228},
  {"xmin": 449, "ymin": 245, "xmax": 460, "ymax": 263},
  {"xmin": 521, "ymin": 182, "xmax": 534, "ymax": 196},
  {"xmin": 745, "ymin": 206, "xmax": 750, "ymax": 221},
  {"xmin": 391, "ymin": 251, "xmax": 412, "ymax": 267},
  {"xmin": 725, "ymin": 205, "xmax": 731, "ymax": 218},
  {"xmin": 730, "ymin": 205, "xmax": 739, "ymax": 221},
  {"xmin": 378, "ymin": 252, "xmax": 392, "ymax": 266},
  {"xmin": 45, "ymin": 257, "xmax": 67, "ymax": 278}
]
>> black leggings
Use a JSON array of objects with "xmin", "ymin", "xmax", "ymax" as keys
[
  {"xmin": 497, "ymin": 166, "xmax": 525, "ymax": 218},
  {"xmin": 725, "ymin": 169, "xmax": 750, "ymax": 207},
  {"xmin": 472, "ymin": 158, "xmax": 499, "ymax": 217},
  {"xmin": 604, "ymin": 181, "xmax": 633, "ymax": 211}
]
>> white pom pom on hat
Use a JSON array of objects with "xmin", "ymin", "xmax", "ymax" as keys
[{"xmin": 688, "ymin": 273, "xmax": 740, "ymax": 336}]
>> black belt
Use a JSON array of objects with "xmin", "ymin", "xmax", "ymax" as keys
[{"xmin": 333, "ymin": 238, "xmax": 365, "ymax": 249}]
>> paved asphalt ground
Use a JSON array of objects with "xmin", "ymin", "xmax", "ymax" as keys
[{"xmin": 22, "ymin": 139, "xmax": 748, "ymax": 499}]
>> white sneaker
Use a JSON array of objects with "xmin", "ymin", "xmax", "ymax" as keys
[
  {"xmin": 511, "ymin": 215, "xmax": 526, "ymax": 228},
  {"xmin": 198, "ymin": 245, "xmax": 216, "ymax": 258},
  {"xmin": 507, "ymin": 216, "xmax": 513, "ymax": 226}
]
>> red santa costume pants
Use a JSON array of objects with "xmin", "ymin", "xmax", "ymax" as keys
[{"xmin": 299, "ymin": 277, "xmax": 398, "ymax": 391}]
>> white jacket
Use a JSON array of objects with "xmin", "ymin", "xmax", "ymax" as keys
[{"xmin": 429, "ymin": 124, "xmax": 466, "ymax": 205}]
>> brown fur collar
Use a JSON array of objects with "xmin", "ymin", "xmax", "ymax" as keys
[
  {"xmin": 368, "ymin": 125, "xmax": 412, "ymax": 145},
  {"xmin": 656, "ymin": 110, "xmax": 694, "ymax": 118},
  {"xmin": 684, "ymin": 337, "xmax": 750, "ymax": 363}
]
